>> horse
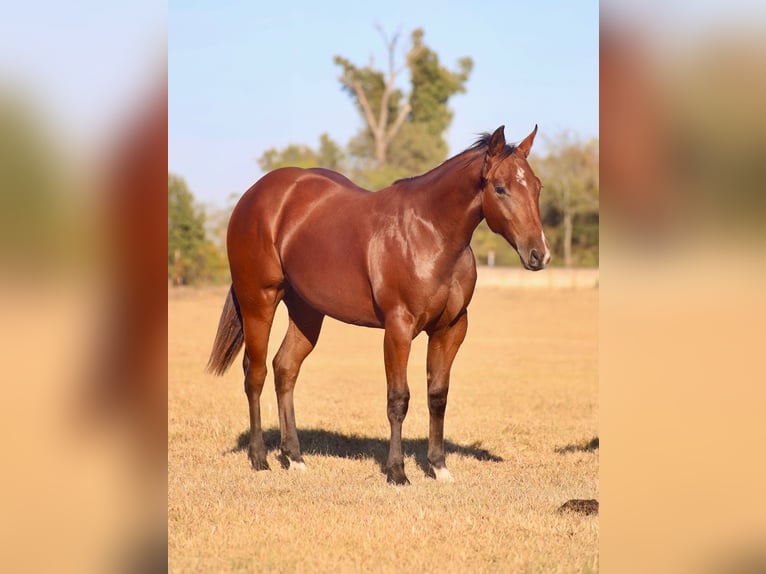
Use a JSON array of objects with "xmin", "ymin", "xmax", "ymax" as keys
[{"xmin": 207, "ymin": 125, "xmax": 550, "ymax": 484}]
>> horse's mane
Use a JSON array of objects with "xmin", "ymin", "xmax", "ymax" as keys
[
  {"xmin": 392, "ymin": 133, "xmax": 517, "ymax": 187},
  {"xmin": 466, "ymin": 132, "xmax": 517, "ymax": 160}
]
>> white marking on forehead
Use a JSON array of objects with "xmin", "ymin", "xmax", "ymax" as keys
[{"xmin": 515, "ymin": 166, "xmax": 526, "ymax": 186}]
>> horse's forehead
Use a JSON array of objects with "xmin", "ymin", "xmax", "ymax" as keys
[{"xmin": 497, "ymin": 154, "xmax": 532, "ymax": 179}]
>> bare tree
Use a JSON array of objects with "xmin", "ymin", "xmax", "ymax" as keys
[{"xmin": 334, "ymin": 25, "xmax": 412, "ymax": 165}]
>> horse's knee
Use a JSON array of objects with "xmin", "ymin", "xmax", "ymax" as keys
[
  {"xmin": 387, "ymin": 389, "xmax": 410, "ymax": 423},
  {"xmin": 428, "ymin": 385, "xmax": 449, "ymax": 416}
]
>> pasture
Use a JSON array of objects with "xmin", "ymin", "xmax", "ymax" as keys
[{"xmin": 168, "ymin": 281, "xmax": 598, "ymax": 573}]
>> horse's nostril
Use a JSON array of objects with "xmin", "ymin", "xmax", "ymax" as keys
[{"xmin": 529, "ymin": 249, "xmax": 540, "ymax": 266}]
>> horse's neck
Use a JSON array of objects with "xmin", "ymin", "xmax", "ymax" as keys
[{"xmin": 416, "ymin": 152, "xmax": 484, "ymax": 247}]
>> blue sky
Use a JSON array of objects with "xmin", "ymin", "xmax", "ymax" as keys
[{"xmin": 170, "ymin": 1, "xmax": 598, "ymax": 206}]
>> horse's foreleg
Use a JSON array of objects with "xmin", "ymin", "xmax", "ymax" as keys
[
  {"xmin": 426, "ymin": 311, "xmax": 468, "ymax": 482},
  {"xmin": 383, "ymin": 310, "xmax": 415, "ymax": 485},
  {"xmin": 273, "ymin": 292, "xmax": 324, "ymax": 471}
]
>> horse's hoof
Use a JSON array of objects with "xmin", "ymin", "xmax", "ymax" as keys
[
  {"xmin": 432, "ymin": 466, "xmax": 455, "ymax": 482},
  {"xmin": 249, "ymin": 459, "xmax": 270, "ymax": 471},
  {"xmin": 248, "ymin": 451, "xmax": 270, "ymax": 471},
  {"xmin": 289, "ymin": 460, "xmax": 307, "ymax": 472},
  {"xmin": 386, "ymin": 466, "xmax": 410, "ymax": 485},
  {"xmin": 387, "ymin": 474, "xmax": 410, "ymax": 485}
]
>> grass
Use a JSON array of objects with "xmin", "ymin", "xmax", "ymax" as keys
[{"xmin": 169, "ymin": 285, "xmax": 598, "ymax": 573}]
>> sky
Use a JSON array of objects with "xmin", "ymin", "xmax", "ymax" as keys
[{"xmin": 170, "ymin": 1, "xmax": 599, "ymax": 207}]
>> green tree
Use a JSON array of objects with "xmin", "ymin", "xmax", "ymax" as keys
[
  {"xmin": 258, "ymin": 144, "xmax": 317, "ymax": 171},
  {"xmin": 257, "ymin": 27, "xmax": 472, "ymax": 190},
  {"xmin": 388, "ymin": 29, "xmax": 473, "ymax": 173},
  {"xmin": 202, "ymin": 196, "xmax": 237, "ymax": 284},
  {"xmin": 168, "ymin": 173, "xmax": 224, "ymax": 285},
  {"xmin": 317, "ymin": 133, "xmax": 344, "ymax": 170},
  {"xmin": 336, "ymin": 27, "xmax": 473, "ymax": 177},
  {"xmin": 258, "ymin": 132, "xmax": 344, "ymax": 172}
]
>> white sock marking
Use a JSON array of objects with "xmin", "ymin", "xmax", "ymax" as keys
[{"xmin": 433, "ymin": 467, "xmax": 455, "ymax": 482}]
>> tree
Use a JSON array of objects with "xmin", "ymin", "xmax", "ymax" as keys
[
  {"xmin": 335, "ymin": 26, "xmax": 473, "ymax": 179},
  {"xmin": 168, "ymin": 173, "xmax": 223, "ymax": 285},
  {"xmin": 537, "ymin": 134, "xmax": 599, "ymax": 267},
  {"xmin": 258, "ymin": 27, "xmax": 472, "ymax": 190},
  {"xmin": 258, "ymin": 132, "xmax": 344, "ymax": 172},
  {"xmin": 317, "ymin": 133, "xmax": 344, "ymax": 171},
  {"xmin": 202, "ymin": 197, "xmax": 236, "ymax": 285},
  {"xmin": 390, "ymin": 29, "xmax": 473, "ymax": 172},
  {"xmin": 334, "ymin": 25, "xmax": 411, "ymax": 167}
]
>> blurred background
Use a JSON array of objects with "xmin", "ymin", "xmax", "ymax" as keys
[
  {"xmin": 0, "ymin": 1, "xmax": 166, "ymax": 573},
  {"xmin": 600, "ymin": 1, "xmax": 766, "ymax": 573}
]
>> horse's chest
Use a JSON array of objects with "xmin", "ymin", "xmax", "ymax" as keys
[
  {"xmin": 434, "ymin": 277, "xmax": 472, "ymax": 325},
  {"xmin": 368, "ymin": 226, "xmax": 476, "ymax": 329},
  {"xmin": 393, "ymin": 265, "xmax": 473, "ymax": 330}
]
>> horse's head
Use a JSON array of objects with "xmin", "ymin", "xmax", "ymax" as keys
[{"xmin": 480, "ymin": 125, "xmax": 551, "ymax": 271}]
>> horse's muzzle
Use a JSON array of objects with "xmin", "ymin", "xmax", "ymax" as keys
[{"xmin": 524, "ymin": 248, "xmax": 550, "ymax": 271}]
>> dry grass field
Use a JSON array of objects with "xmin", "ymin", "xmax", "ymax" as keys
[{"xmin": 169, "ymin": 283, "xmax": 598, "ymax": 573}]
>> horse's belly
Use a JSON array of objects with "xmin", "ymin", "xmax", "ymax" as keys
[
  {"xmin": 282, "ymin": 254, "xmax": 381, "ymax": 328},
  {"xmin": 291, "ymin": 275, "xmax": 381, "ymax": 327}
]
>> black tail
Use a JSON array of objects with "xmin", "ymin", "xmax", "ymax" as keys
[{"xmin": 206, "ymin": 286, "xmax": 244, "ymax": 375}]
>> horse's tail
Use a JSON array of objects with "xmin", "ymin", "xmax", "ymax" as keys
[{"xmin": 206, "ymin": 285, "xmax": 244, "ymax": 376}]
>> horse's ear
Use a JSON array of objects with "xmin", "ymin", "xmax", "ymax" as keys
[
  {"xmin": 517, "ymin": 124, "xmax": 538, "ymax": 158},
  {"xmin": 487, "ymin": 125, "xmax": 506, "ymax": 156}
]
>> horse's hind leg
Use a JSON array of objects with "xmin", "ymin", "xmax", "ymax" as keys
[
  {"xmin": 272, "ymin": 289, "xmax": 324, "ymax": 470},
  {"xmin": 240, "ymin": 286, "xmax": 283, "ymax": 471}
]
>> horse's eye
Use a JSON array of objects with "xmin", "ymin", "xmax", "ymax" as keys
[{"xmin": 494, "ymin": 185, "xmax": 506, "ymax": 195}]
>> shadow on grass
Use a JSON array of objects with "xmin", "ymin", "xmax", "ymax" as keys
[
  {"xmin": 555, "ymin": 436, "xmax": 599, "ymax": 454},
  {"xmin": 227, "ymin": 427, "xmax": 503, "ymax": 478}
]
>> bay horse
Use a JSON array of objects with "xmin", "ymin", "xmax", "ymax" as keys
[{"xmin": 207, "ymin": 125, "xmax": 550, "ymax": 484}]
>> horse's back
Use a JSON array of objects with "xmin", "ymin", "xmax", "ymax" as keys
[
  {"xmin": 229, "ymin": 167, "xmax": 370, "ymax": 236},
  {"xmin": 305, "ymin": 167, "xmax": 370, "ymax": 192}
]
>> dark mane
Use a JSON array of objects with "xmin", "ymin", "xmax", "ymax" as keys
[
  {"xmin": 467, "ymin": 132, "xmax": 517, "ymax": 160},
  {"xmin": 392, "ymin": 133, "xmax": 517, "ymax": 186}
]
